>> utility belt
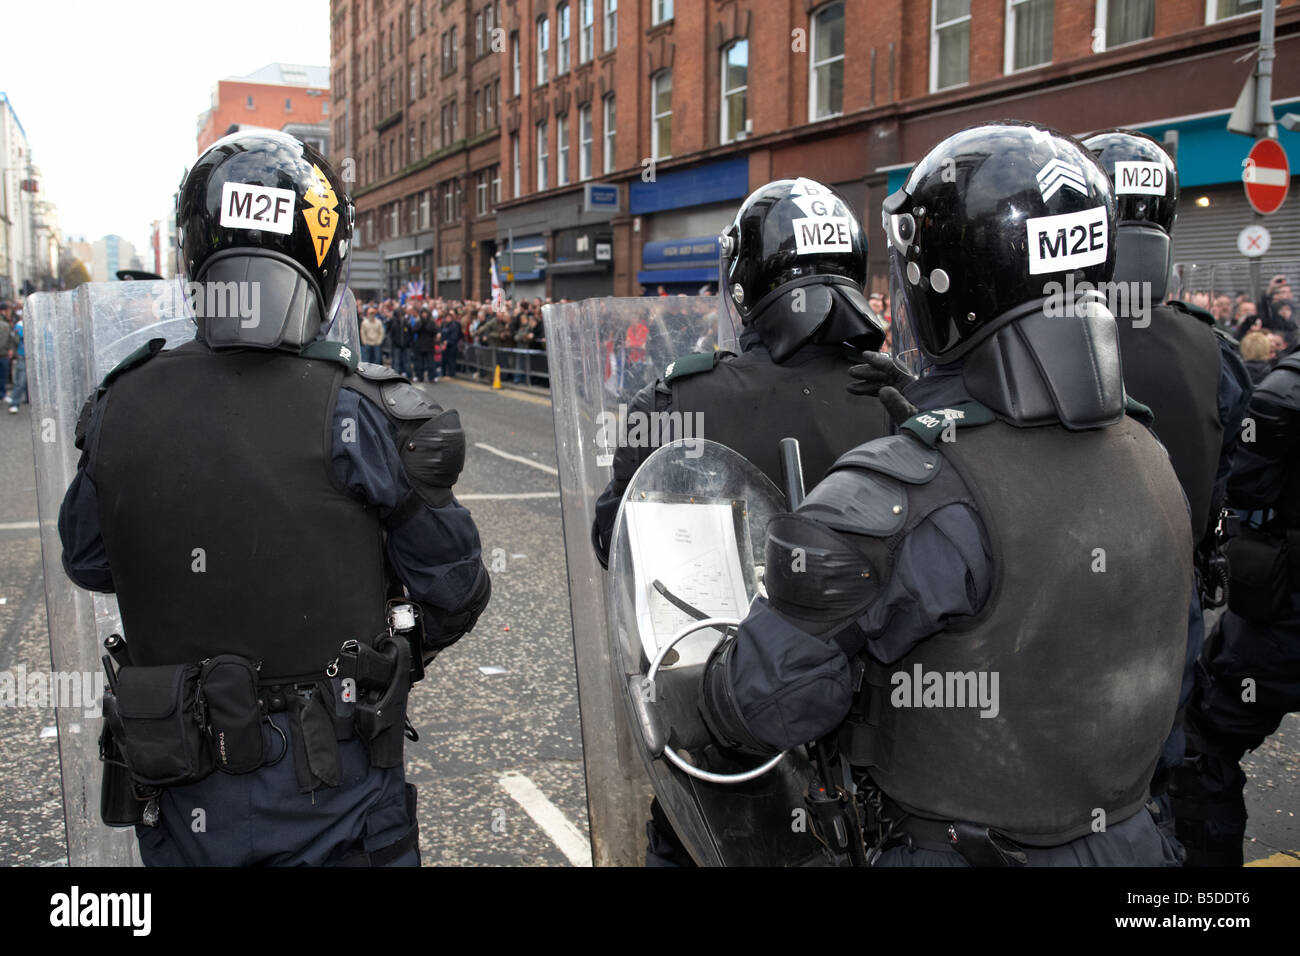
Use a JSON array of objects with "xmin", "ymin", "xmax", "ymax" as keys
[
  {"xmin": 99, "ymin": 604, "xmax": 423, "ymax": 829},
  {"xmin": 1225, "ymin": 510, "xmax": 1300, "ymax": 625}
]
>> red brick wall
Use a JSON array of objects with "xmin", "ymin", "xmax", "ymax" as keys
[{"xmin": 197, "ymin": 80, "xmax": 330, "ymax": 154}]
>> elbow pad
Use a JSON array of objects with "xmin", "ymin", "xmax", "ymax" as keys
[
  {"xmin": 402, "ymin": 409, "xmax": 466, "ymax": 507},
  {"xmin": 420, "ymin": 562, "xmax": 491, "ymax": 657}
]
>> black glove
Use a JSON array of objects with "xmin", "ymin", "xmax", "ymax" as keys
[
  {"xmin": 847, "ymin": 350, "xmax": 917, "ymax": 397},
  {"xmin": 878, "ymin": 386, "xmax": 919, "ymax": 426}
]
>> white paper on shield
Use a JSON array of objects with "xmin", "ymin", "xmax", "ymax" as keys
[{"xmin": 624, "ymin": 500, "xmax": 751, "ymax": 667}]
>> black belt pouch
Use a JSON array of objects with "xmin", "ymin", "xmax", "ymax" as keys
[
  {"xmin": 1227, "ymin": 528, "xmax": 1290, "ymax": 624},
  {"xmin": 112, "ymin": 663, "xmax": 214, "ymax": 787},
  {"xmin": 198, "ymin": 655, "xmax": 265, "ymax": 774}
]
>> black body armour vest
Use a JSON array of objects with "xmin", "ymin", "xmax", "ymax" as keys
[
  {"xmin": 90, "ymin": 343, "xmax": 387, "ymax": 683},
  {"xmin": 672, "ymin": 347, "xmax": 890, "ymax": 487},
  {"xmin": 864, "ymin": 416, "xmax": 1192, "ymax": 845},
  {"xmin": 1116, "ymin": 303, "xmax": 1222, "ymax": 539}
]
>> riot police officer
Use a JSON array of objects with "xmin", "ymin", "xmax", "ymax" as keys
[
  {"xmin": 591, "ymin": 177, "xmax": 890, "ymax": 565},
  {"xmin": 1082, "ymin": 129, "xmax": 1252, "ymax": 853},
  {"xmin": 1174, "ymin": 356, "xmax": 1300, "ymax": 866},
  {"xmin": 57, "ymin": 130, "xmax": 491, "ymax": 866},
  {"xmin": 589, "ymin": 177, "xmax": 889, "ymax": 865},
  {"xmin": 700, "ymin": 122, "xmax": 1191, "ymax": 865}
]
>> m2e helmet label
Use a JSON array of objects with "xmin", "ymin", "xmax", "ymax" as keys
[
  {"xmin": 303, "ymin": 164, "xmax": 340, "ymax": 266},
  {"xmin": 219, "ymin": 182, "xmax": 296, "ymax": 235},
  {"xmin": 1026, "ymin": 206, "xmax": 1108, "ymax": 275}
]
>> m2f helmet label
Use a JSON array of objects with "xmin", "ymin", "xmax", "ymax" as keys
[
  {"xmin": 303, "ymin": 165, "xmax": 340, "ymax": 266},
  {"xmin": 1026, "ymin": 206, "xmax": 1109, "ymax": 275},
  {"xmin": 1114, "ymin": 161, "xmax": 1167, "ymax": 196},
  {"xmin": 219, "ymin": 182, "xmax": 296, "ymax": 235}
]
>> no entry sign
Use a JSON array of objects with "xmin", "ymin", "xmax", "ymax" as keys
[{"xmin": 1242, "ymin": 138, "xmax": 1290, "ymax": 215}]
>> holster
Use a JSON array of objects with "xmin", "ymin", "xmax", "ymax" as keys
[{"xmin": 344, "ymin": 634, "xmax": 412, "ymax": 769}]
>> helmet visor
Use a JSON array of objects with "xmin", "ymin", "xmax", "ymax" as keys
[{"xmin": 888, "ymin": 249, "xmax": 935, "ymax": 379}]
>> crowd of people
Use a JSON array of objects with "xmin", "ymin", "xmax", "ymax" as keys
[
  {"xmin": 1206, "ymin": 274, "xmax": 1299, "ymax": 384},
  {"xmin": 0, "ymin": 300, "xmax": 26, "ymax": 414},
  {"xmin": 353, "ymin": 294, "xmax": 552, "ymax": 383}
]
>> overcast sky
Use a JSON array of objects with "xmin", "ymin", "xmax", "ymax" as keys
[{"xmin": 4, "ymin": 0, "xmax": 330, "ymax": 258}]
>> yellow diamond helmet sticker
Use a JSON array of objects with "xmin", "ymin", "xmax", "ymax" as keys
[{"xmin": 302, "ymin": 164, "xmax": 339, "ymax": 266}]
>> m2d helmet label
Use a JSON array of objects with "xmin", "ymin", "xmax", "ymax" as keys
[
  {"xmin": 219, "ymin": 182, "xmax": 297, "ymax": 235},
  {"xmin": 1114, "ymin": 161, "xmax": 1168, "ymax": 196},
  {"xmin": 1026, "ymin": 206, "xmax": 1109, "ymax": 275},
  {"xmin": 793, "ymin": 216, "xmax": 854, "ymax": 255}
]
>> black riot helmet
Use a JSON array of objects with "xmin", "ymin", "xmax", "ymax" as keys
[
  {"xmin": 176, "ymin": 129, "xmax": 354, "ymax": 350},
  {"xmin": 883, "ymin": 121, "xmax": 1117, "ymax": 370},
  {"xmin": 719, "ymin": 178, "xmax": 884, "ymax": 362},
  {"xmin": 1081, "ymin": 129, "xmax": 1178, "ymax": 297}
]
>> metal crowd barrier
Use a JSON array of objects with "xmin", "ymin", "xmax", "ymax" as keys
[{"xmin": 458, "ymin": 343, "xmax": 550, "ymax": 387}]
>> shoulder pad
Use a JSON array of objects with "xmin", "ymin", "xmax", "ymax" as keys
[
  {"xmin": 1124, "ymin": 395, "xmax": 1156, "ymax": 427},
  {"xmin": 299, "ymin": 339, "xmax": 359, "ymax": 372},
  {"xmin": 1167, "ymin": 300, "xmax": 1216, "ymax": 328},
  {"xmin": 342, "ymin": 369, "xmax": 443, "ymax": 422},
  {"xmin": 354, "ymin": 361, "xmax": 407, "ymax": 382},
  {"xmin": 898, "ymin": 401, "xmax": 996, "ymax": 447},
  {"xmin": 829, "ymin": 434, "xmax": 942, "ymax": 484},
  {"xmin": 800, "ymin": 466, "xmax": 907, "ymax": 537},
  {"xmin": 664, "ymin": 350, "xmax": 731, "ymax": 385},
  {"xmin": 100, "ymin": 338, "xmax": 165, "ymax": 388},
  {"xmin": 1212, "ymin": 325, "xmax": 1241, "ymax": 351},
  {"xmin": 1274, "ymin": 351, "xmax": 1300, "ymax": 377}
]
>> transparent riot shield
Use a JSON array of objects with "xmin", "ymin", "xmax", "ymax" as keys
[
  {"xmin": 608, "ymin": 439, "xmax": 823, "ymax": 866},
  {"xmin": 26, "ymin": 281, "xmax": 360, "ymax": 866},
  {"xmin": 544, "ymin": 296, "xmax": 743, "ymax": 865}
]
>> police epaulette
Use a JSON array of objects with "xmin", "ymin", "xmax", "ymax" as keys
[
  {"xmin": 300, "ymin": 339, "xmax": 359, "ymax": 371},
  {"xmin": 1124, "ymin": 395, "xmax": 1155, "ymax": 427},
  {"xmin": 663, "ymin": 350, "xmax": 730, "ymax": 384},
  {"xmin": 1168, "ymin": 299, "xmax": 1216, "ymax": 328},
  {"xmin": 99, "ymin": 338, "xmax": 166, "ymax": 388},
  {"xmin": 899, "ymin": 401, "xmax": 995, "ymax": 446}
]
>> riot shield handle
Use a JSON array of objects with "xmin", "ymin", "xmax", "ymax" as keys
[{"xmin": 646, "ymin": 617, "xmax": 786, "ymax": 784}]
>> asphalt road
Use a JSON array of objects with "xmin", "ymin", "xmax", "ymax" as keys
[{"xmin": 0, "ymin": 375, "xmax": 1295, "ymax": 866}]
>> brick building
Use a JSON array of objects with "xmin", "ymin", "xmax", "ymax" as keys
[
  {"xmin": 334, "ymin": 0, "xmax": 1300, "ymax": 301},
  {"xmin": 196, "ymin": 63, "xmax": 332, "ymax": 155},
  {"xmin": 331, "ymin": 0, "xmax": 503, "ymax": 300}
]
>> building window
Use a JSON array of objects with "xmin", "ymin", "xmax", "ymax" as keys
[
  {"xmin": 810, "ymin": 3, "xmax": 845, "ymax": 118},
  {"xmin": 652, "ymin": 0, "xmax": 672, "ymax": 26},
  {"xmin": 444, "ymin": 182, "xmax": 456, "ymax": 223},
  {"xmin": 390, "ymin": 202, "xmax": 399, "ymax": 237},
  {"xmin": 409, "ymin": 195, "xmax": 419, "ymax": 235},
  {"xmin": 1096, "ymin": 0, "xmax": 1155, "ymax": 51},
  {"xmin": 421, "ymin": 0, "xmax": 427, "ymax": 31},
  {"xmin": 721, "ymin": 40, "xmax": 748, "ymax": 143},
  {"xmin": 285, "ymin": 97, "xmax": 293, "ymax": 111},
  {"xmin": 408, "ymin": 126, "xmax": 416, "ymax": 162},
  {"xmin": 443, "ymin": 31, "xmax": 451, "ymax": 72},
  {"xmin": 488, "ymin": 80, "xmax": 498, "ymax": 128},
  {"xmin": 476, "ymin": 10, "xmax": 484, "ymax": 57},
  {"xmin": 451, "ymin": 26, "xmax": 459, "ymax": 68},
  {"xmin": 537, "ymin": 120, "xmax": 549, "ymax": 189},
  {"xmin": 1005, "ymin": 0, "xmax": 1053, "ymax": 72},
  {"xmin": 537, "ymin": 16, "xmax": 550, "ymax": 85},
  {"xmin": 512, "ymin": 133, "xmax": 521, "ymax": 197},
  {"xmin": 579, "ymin": 103, "xmax": 593, "ymax": 180},
  {"xmin": 409, "ymin": 3, "xmax": 416, "ymax": 39},
  {"xmin": 410, "ymin": 67, "xmax": 417, "ymax": 101},
  {"xmin": 246, "ymin": 95, "xmax": 254, "ymax": 109},
  {"xmin": 558, "ymin": 113, "xmax": 570, "ymax": 186},
  {"xmin": 605, "ymin": 0, "xmax": 618, "ymax": 51},
  {"xmin": 580, "ymin": 0, "xmax": 594, "ymax": 62},
  {"xmin": 477, "ymin": 170, "xmax": 488, "ymax": 216},
  {"xmin": 491, "ymin": 165, "xmax": 501, "ymax": 207},
  {"xmin": 931, "ymin": 0, "xmax": 971, "ymax": 92},
  {"xmin": 558, "ymin": 3, "xmax": 571, "ymax": 75},
  {"xmin": 1208, "ymin": 0, "xmax": 1262, "ymax": 22},
  {"xmin": 651, "ymin": 70, "xmax": 672, "ymax": 160},
  {"xmin": 420, "ymin": 119, "xmax": 426, "ymax": 155},
  {"xmin": 603, "ymin": 93, "xmax": 616, "ymax": 173},
  {"xmin": 421, "ymin": 190, "xmax": 431, "ymax": 230},
  {"xmin": 475, "ymin": 89, "xmax": 483, "ymax": 134},
  {"xmin": 511, "ymin": 31, "xmax": 521, "ymax": 95},
  {"xmin": 421, "ymin": 55, "xmax": 428, "ymax": 95}
]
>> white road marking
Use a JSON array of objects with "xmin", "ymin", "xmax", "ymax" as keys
[
  {"xmin": 0, "ymin": 521, "xmax": 39, "ymax": 531},
  {"xmin": 498, "ymin": 771, "xmax": 592, "ymax": 867},
  {"xmin": 458, "ymin": 492, "xmax": 560, "ymax": 500},
  {"xmin": 474, "ymin": 442, "xmax": 559, "ymax": 476}
]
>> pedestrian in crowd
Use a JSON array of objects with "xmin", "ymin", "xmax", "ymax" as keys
[
  {"xmin": 0, "ymin": 305, "xmax": 14, "ymax": 405},
  {"xmin": 441, "ymin": 307, "xmax": 462, "ymax": 379},
  {"xmin": 360, "ymin": 307, "xmax": 385, "ymax": 366},
  {"xmin": 7, "ymin": 307, "xmax": 25, "ymax": 414},
  {"xmin": 413, "ymin": 307, "xmax": 438, "ymax": 382},
  {"xmin": 1240, "ymin": 331, "xmax": 1276, "ymax": 385},
  {"xmin": 385, "ymin": 302, "xmax": 412, "ymax": 377}
]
